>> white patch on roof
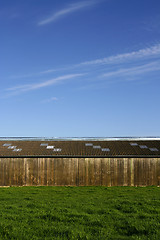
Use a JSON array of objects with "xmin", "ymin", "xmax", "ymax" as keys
[
  {"xmin": 101, "ymin": 148, "xmax": 110, "ymax": 152},
  {"xmin": 130, "ymin": 143, "xmax": 138, "ymax": 146},
  {"xmin": 93, "ymin": 146, "xmax": 101, "ymax": 149},
  {"xmin": 46, "ymin": 146, "xmax": 54, "ymax": 149},
  {"xmin": 8, "ymin": 146, "xmax": 17, "ymax": 149},
  {"xmin": 53, "ymin": 148, "xmax": 62, "ymax": 152},
  {"xmin": 139, "ymin": 145, "xmax": 148, "ymax": 149},
  {"xmin": 40, "ymin": 143, "xmax": 48, "ymax": 146},
  {"xmin": 13, "ymin": 148, "xmax": 22, "ymax": 152},
  {"xmin": 149, "ymin": 148, "xmax": 159, "ymax": 152},
  {"xmin": 85, "ymin": 143, "xmax": 93, "ymax": 146}
]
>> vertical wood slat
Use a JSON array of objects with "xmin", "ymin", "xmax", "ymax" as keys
[
  {"xmin": 0, "ymin": 158, "xmax": 159, "ymax": 186},
  {"xmin": 157, "ymin": 158, "xmax": 160, "ymax": 186},
  {"xmin": 130, "ymin": 158, "xmax": 134, "ymax": 186}
]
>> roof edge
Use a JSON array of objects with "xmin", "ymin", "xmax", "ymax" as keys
[
  {"xmin": 0, "ymin": 155, "xmax": 160, "ymax": 158},
  {"xmin": 0, "ymin": 137, "xmax": 160, "ymax": 141}
]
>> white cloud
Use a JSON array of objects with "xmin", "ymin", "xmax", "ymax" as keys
[
  {"xmin": 78, "ymin": 43, "xmax": 160, "ymax": 66},
  {"xmin": 102, "ymin": 61, "xmax": 160, "ymax": 78},
  {"xmin": 9, "ymin": 66, "xmax": 74, "ymax": 79},
  {"xmin": 42, "ymin": 97, "xmax": 58, "ymax": 103},
  {"xmin": 38, "ymin": 1, "xmax": 97, "ymax": 25},
  {"xmin": 5, "ymin": 43, "xmax": 160, "ymax": 98},
  {"xmin": 9, "ymin": 43, "xmax": 160, "ymax": 80},
  {"xmin": 7, "ymin": 73, "xmax": 84, "ymax": 94}
]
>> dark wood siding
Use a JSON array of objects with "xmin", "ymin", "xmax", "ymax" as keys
[{"xmin": 0, "ymin": 158, "xmax": 159, "ymax": 186}]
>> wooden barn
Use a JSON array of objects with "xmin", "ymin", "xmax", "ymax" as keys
[{"xmin": 0, "ymin": 138, "xmax": 160, "ymax": 186}]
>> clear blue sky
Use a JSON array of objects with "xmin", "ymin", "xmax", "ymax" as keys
[{"xmin": 1, "ymin": 0, "xmax": 160, "ymax": 137}]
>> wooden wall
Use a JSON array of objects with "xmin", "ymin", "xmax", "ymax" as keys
[{"xmin": 0, "ymin": 158, "xmax": 160, "ymax": 186}]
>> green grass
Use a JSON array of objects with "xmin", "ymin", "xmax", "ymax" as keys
[{"xmin": 0, "ymin": 186, "xmax": 160, "ymax": 239}]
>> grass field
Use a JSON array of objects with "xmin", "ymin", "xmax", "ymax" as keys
[{"xmin": 0, "ymin": 186, "xmax": 160, "ymax": 239}]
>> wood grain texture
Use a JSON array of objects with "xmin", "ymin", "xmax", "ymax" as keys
[{"xmin": 0, "ymin": 158, "xmax": 159, "ymax": 186}]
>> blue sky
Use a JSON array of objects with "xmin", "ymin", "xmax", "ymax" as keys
[{"xmin": 1, "ymin": 0, "xmax": 160, "ymax": 137}]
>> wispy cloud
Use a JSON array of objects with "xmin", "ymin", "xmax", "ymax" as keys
[
  {"xmin": 38, "ymin": 1, "xmax": 98, "ymax": 26},
  {"xmin": 9, "ymin": 43, "xmax": 160, "ymax": 80},
  {"xmin": 6, "ymin": 73, "xmax": 84, "ymax": 95},
  {"xmin": 78, "ymin": 43, "xmax": 160, "ymax": 66},
  {"xmin": 4, "ymin": 43, "xmax": 160, "ymax": 98},
  {"xmin": 9, "ymin": 66, "xmax": 74, "ymax": 79},
  {"xmin": 102, "ymin": 61, "xmax": 160, "ymax": 79},
  {"xmin": 42, "ymin": 97, "xmax": 58, "ymax": 103}
]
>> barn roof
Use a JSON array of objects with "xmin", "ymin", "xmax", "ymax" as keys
[{"xmin": 0, "ymin": 138, "xmax": 160, "ymax": 158}]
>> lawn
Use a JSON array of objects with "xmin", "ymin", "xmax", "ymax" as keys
[{"xmin": 0, "ymin": 186, "xmax": 160, "ymax": 239}]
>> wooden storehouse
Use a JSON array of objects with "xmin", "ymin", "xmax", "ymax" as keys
[{"xmin": 0, "ymin": 138, "xmax": 160, "ymax": 186}]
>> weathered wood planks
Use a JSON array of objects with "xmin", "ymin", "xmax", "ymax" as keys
[{"xmin": 0, "ymin": 158, "xmax": 159, "ymax": 186}]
